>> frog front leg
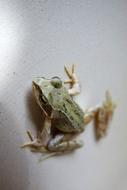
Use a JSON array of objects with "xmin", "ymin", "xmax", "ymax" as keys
[
  {"xmin": 64, "ymin": 64, "xmax": 80, "ymax": 96},
  {"xmin": 47, "ymin": 133, "xmax": 83, "ymax": 152},
  {"xmin": 84, "ymin": 91, "xmax": 116, "ymax": 139},
  {"xmin": 21, "ymin": 117, "xmax": 52, "ymax": 152}
]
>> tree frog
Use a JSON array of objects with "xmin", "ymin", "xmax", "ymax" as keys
[{"xmin": 22, "ymin": 65, "xmax": 116, "ymax": 156}]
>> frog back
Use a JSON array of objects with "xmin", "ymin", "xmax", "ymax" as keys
[{"xmin": 48, "ymin": 87, "xmax": 84, "ymax": 133}]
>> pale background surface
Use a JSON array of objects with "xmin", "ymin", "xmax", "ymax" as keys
[{"xmin": 0, "ymin": 1, "xmax": 127, "ymax": 190}]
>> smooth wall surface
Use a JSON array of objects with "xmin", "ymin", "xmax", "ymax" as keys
[{"xmin": 0, "ymin": 1, "xmax": 127, "ymax": 190}]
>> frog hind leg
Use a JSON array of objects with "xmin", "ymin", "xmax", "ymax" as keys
[
  {"xmin": 94, "ymin": 91, "xmax": 116, "ymax": 139},
  {"xmin": 64, "ymin": 64, "xmax": 80, "ymax": 96},
  {"xmin": 47, "ymin": 133, "xmax": 83, "ymax": 152},
  {"xmin": 83, "ymin": 91, "xmax": 116, "ymax": 139}
]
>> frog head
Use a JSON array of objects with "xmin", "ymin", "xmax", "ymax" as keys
[{"xmin": 32, "ymin": 77, "xmax": 63, "ymax": 110}]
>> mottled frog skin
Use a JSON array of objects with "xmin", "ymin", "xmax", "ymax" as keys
[{"xmin": 33, "ymin": 77, "xmax": 84, "ymax": 133}]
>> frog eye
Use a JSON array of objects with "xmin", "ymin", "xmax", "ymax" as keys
[
  {"xmin": 39, "ymin": 95, "xmax": 47, "ymax": 104},
  {"xmin": 51, "ymin": 77, "xmax": 62, "ymax": 88}
]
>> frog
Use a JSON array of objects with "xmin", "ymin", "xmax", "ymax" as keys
[{"xmin": 22, "ymin": 65, "xmax": 116, "ymax": 156}]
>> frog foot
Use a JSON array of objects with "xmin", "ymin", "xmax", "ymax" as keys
[
  {"xmin": 83, "ymin": 91, "xmax": 116, "ymax": 139},
  {"xmin": 21, "ymin": 130, "xmax": 46, "ymax": 152},
  {"xmin": 64, "ymin": 64, "xmax": 80, "ymax": 95},
  {"xmin": 94, "ymin": 90, "xmax": 116, "ymax": 139},
  {"xmin": 103, "ymin": 90, "xmax": 116, "ymax": 114}
]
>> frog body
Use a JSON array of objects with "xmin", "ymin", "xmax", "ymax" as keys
[{"xmin": 33, "ymin": 77, "xmax": 84, "ymax": 133}]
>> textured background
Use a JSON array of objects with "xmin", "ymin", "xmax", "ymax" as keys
[{"xmin": 0, "ymin": 1, "xmax": 127, "ymax": 190}]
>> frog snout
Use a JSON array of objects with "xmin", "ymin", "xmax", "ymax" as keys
[{"xmin": 32, "ymin": 77, "xmax": 44, "ymax": 85}]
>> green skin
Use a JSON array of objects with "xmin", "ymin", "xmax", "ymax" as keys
[
  {"xmin": 33, "ymin": 77, "xmax": 84, "ymax": 132},
  {"xmin": 32, "ymin": 77, "xmax": 85, "ymax": 152}
]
